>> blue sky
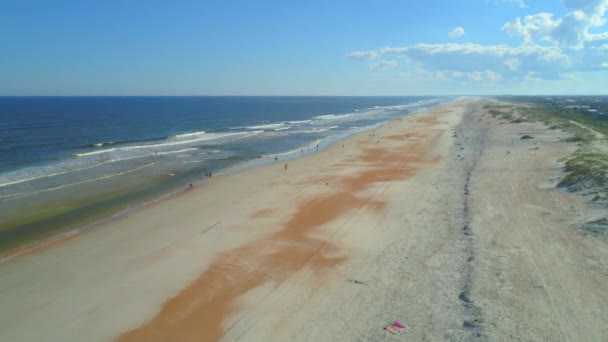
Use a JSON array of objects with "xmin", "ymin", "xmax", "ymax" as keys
[{"xmin": 1, "ymin": 0, "xmax": 607, "ymax": 95}]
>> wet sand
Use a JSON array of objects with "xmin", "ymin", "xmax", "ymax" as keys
[{"xmin": 1, "ymin": 99, "xmax": 606, "ymax": 341}]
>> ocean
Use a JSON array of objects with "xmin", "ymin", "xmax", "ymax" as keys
[{"xmin": 0, "ymin": 96, "xmax": 451, "ymax": 251}]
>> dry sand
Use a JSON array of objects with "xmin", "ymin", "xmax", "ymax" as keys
[{"xmin": 0, "ymin": 99, "xmax": 606, "ymax": 341}]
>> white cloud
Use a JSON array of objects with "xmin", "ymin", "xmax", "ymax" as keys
[
  {"xmin": 502, "ymin": 13, "xmax": 560, "ymax": 46},
  {"xmin": 485, "ymin": 71, "xmax": 502, "ymax": 81},
  {"xmin": 589, "ymin": 31, "xmax": 608, "ymax": 40},
  {"xmin": 498, "ymin": 0, "xmax": 528, "ymax": 9},
  {"xmin": 525, "ymin": 71, "xmax": 543, "ymax": 81},
  {"xmin": 504, "ymin": 58, "xmax": 521, "ymax": 71},
  {"xmin": 347, "ymin": 42, "xmax": 570, "ymax": 80},
  {"xmin": 448, "ymin": 70, "xmax": 502, "ymax": 82},
  {"xmin": 399, "ymin": 69, "xmax": 501, "ymax": 83},
  {"xmin": 503, "ymin": 0, "xmax": 608, "ymax": 49},
  {"xmin": 372, "ymin": 60, "xmax": 398, "ymax": 69},
  {"xmin": 469, "ymin": 71, "xmax": 484, "ymax": 81},
  {"xmin": 346, "ymin": 51, "xmax": 378, "ymax": 60},
  {"xmin": 346, "ymin": 0, "xmax": 608, "ymax": 83},
  {"xmin": 448, "ymin": 27, "xmax": 465, "ymax": 38},
  {"xmin": 602, "ymin": 62, "xmax": 608, "ymax": 67},
  {"xmin": 563, "ymin": 0, "xmax": 608, "ymax": 26}
]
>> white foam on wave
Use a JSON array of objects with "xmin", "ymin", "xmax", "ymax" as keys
[
  {"xmin": 1, "ymin": 142, "xmax": 228, "ymax": 189},
  {"xmin": 309, "ymin": 100, "xmax": 443, "ymax": 125},
  {"xmin": 246, "ymin": 123, "xmax": 287, "ymax": 130},
  {"xmin": 315, "ymin": 114, "xmax": 344, "ymax": 120},
  {"xmin": 0, "ymin": 162, "xmax": 159, "ymax": 201},
  {"xmin": 297, "ymin": 125, "xmax": 339, "ymax": 134},
  {"xmin": 170, "ymin": 130, "xmax": 206, "ymax": 139},
  {"xmin": 76, "ymin": 148, "xmax": 118, "ymax": 157},
  {"xmin": 379, "ymin": 101, "xmax": 434, "ymax": 111},
  {"xmin": 76, "ymin": 131, "xmax": 257, "ymax": 157},
  {"xmin": 155, "ymin": 148, "xmax": 198, "ymax": 155},
  {"xmin": 0, "ymin": 154, "xmax": 152, "ymax": 188},
  {"xmin": 89, "ymin": 140, "xmax": 126, "ymax": 148}
]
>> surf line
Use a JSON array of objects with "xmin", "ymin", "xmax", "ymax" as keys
[{"xmin": 0, "ymin": 162, "xmax": 159, "ymax": 202}]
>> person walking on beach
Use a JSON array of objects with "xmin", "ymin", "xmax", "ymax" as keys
[{"xmin": 284, "ymin": 163, "xmax": 288, "ymax": 170}]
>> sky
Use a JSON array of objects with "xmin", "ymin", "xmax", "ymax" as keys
[{"xmin": 1, "ymin": 0, "xmax": 607, "ymax": 95}]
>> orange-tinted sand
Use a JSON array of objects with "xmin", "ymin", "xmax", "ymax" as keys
[{"xmin": 119, "ymin": 121, "xmax": 441, "ymax": 341}]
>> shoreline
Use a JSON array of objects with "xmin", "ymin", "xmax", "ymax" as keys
[
  {"xmin": 0, "ymin": 102, "xmax": 447, "ymax": 262},
  {"xmin": 116, "ymin": 103, "xmax": 461, "ymax": 341},
  {"xmin": 2, "ymin": 98, "xmax": 606, "ymax": 341}
]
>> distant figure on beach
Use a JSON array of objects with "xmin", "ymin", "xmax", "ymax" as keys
[
  {"xmin": 284, "ymin": 163, "xmax": 288, "ymax": 170},
  {"xmin": 301, "ymin": 149, "xmax": 304, "ymax": 155},
  {"xmin": 209, "ymin": 172, "xmax": 212, "ymax": 178},
  {"xmin": 316, "ymin": 144, "xmax": 319, "ymax": 150},
  {"xmin": 274, "ymin": 156, "xmax": 278, "ymax": 161},
  {"xmin": 190, "ymin": 183, "xmax": 193, "ymax": 188}
]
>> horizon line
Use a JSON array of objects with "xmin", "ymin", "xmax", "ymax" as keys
[{"xmin": 1, "ymin": 94, "xmax": 607, "ymax": 98}]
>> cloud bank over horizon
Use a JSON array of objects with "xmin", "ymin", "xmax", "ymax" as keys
[{"xmin": 347, "ymin": 0, "xmax": 608, "ymax": 87}]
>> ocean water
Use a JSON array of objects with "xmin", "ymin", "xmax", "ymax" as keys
[{"xmin": 0, "ymin": 96, "xmax": 451, "ymax": 250}]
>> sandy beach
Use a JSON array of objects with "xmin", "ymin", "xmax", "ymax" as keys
[{"xmin": 1, "ymin": 98, "xmax": 606, "ymax": 341}]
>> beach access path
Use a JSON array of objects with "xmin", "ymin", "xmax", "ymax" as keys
[{"xmin": 0, "ymin": 99, "xmax": 606, "ymax": 341}]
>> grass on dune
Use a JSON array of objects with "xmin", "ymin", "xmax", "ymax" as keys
[{"xmin": 484, "ymin": 100, "xmax": 608, "ymax": 205}]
